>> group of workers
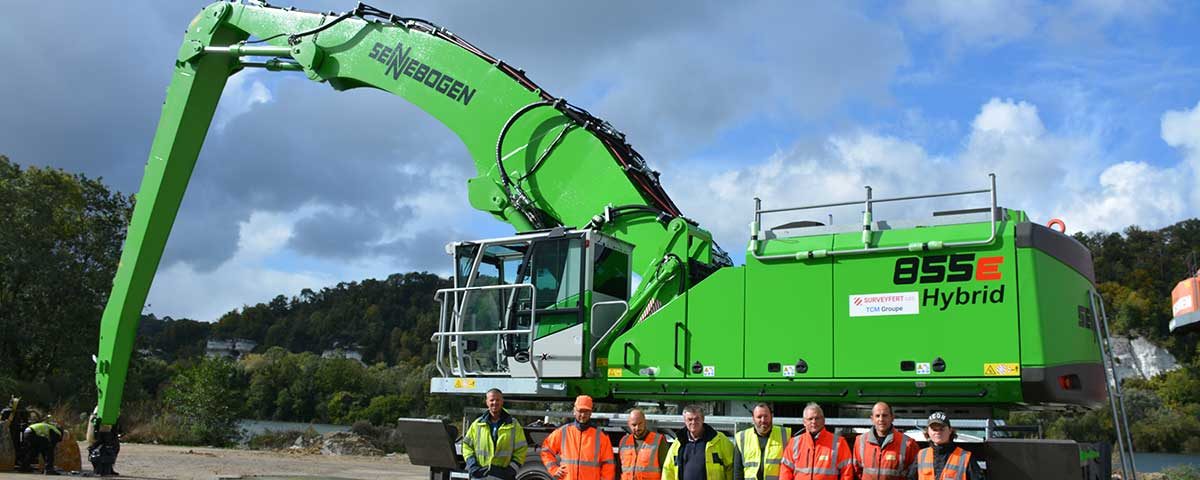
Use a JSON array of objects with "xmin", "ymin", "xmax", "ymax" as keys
[
  {"xmin": 1, "ymin": 398, "xmax": 64, "ymax": 475},
  {"xmin": 462, "ymin": 390, "xmax": 984, "ymax": 480}
]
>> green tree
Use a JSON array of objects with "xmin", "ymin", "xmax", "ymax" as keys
[
  {"xmin": 357, "ymin": 394, "xmax": 409, "ymax": 425},
  {"xmin": 163, "ymin": 357, "xmax": 245, "ymax": 446},
  {"xmin": 326, "ymin": 391, "xmax": 362, "ymax": 424},
  {"xmin": 0, "ymin": 156, "xmax": 132, "ymax": 406}
]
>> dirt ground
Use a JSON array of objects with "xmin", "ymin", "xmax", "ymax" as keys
[{"xmin": 0, "ymin": 442, "xmax": 429, "ymax": 480}]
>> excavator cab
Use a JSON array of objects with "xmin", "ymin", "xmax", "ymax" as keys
[{"xmin": 431, "ymin": 228, "xmax": 631, "ymax": 396}]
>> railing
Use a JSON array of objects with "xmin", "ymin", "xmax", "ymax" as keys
[
  {"xmin": 749, "ymin": 173, "xmax": 998, "ymax": 261},
  {"xmin": 433, "ymin": 283, "xmax": 537, "ymax": 377},
  {"xmin": 1090, "ymin": 290, "xmax": 1138, "ymax": 480}
]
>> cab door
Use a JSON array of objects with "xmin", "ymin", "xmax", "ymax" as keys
[{"xmin": 525, "ymin": 236, "xmax": 586, "ymax": 377}]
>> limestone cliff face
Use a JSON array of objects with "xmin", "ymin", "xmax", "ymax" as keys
[{"xmin": 1109, "ymin": 336, "xmax": 1181, "ymax": 383}]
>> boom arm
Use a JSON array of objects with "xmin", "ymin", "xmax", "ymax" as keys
[{"xmin": 94, "ymin": 2, "xmax": 726, "ymax": 425}]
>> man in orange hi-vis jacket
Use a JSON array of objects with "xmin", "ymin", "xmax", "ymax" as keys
[
  {"xmin": 779, "ymin": 403, "xmax": 852, "ymax": 480},
  {"xmin": 852, "ymin": 402, "xmax": 918, "ymax": 480},
  {"xmin": 541, "ymin": 395, "xmax": 616, "ymax": 480}
]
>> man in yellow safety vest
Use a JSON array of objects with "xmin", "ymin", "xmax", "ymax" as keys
[{"xmin": 734, "ymin": 403, "xmax": 790, "ymax": 480}]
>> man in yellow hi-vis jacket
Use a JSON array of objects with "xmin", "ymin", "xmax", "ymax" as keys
[
  {"xmin": 663, "ymin": 405, "xmax": 735, "ymax": 480},
  {"xmin": 734, "ymin": 403, "xmax": 790, "ymax": 480},
  {"xmin": 463, "ymin": 389, "xmax": 528, "ymax": 480}
]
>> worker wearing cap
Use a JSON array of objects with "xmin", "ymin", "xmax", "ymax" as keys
[
  {"xmin": 463, "ymin": 389, "xmax": 528, "ymax": 480},
  {"xmin": 541, "ymin": 395, "xmax": 615, "ymax": 480},
  {"xmin": 852, "ymin": 402, "xmax": 918, "ymax": 480},
  {"xmin": 912, "ymin": 412, "xmax": 985, "ymax": 480},
  {"xmin": 619, "ymin": 408, "xmax": 668, "ymax": 480},
  {"xmin": 734, "ymin": 403, "xmax": 790, "ymax": 480},
  {"xmin": 663, "ymin": 404, "xmax": 735, "ymax": 480},
  {"xmin": 780, "ymin": 403, "xmax": 852, "ymax": 480}
]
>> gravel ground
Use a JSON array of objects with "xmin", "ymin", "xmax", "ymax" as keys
[{"xmin": 0, "ymin": 442, "xmax": 428, "ymax": 480}]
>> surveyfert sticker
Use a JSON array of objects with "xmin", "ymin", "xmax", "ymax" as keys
[
  {"xmin": 984, "ymin": 363, "xmax": 1020, "ymax": 376},
  {"xmin": 849, "ymin": 292, "xmax": 920, "ymax": 317}
]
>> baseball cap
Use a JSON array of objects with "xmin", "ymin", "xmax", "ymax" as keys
[
  {"xmin": 575, "ymin": 395, "xmax": 594, "ymax": 411},
  {"xmin": 927, "ymin": 411, "xmax": 950, "ymax": 427}
]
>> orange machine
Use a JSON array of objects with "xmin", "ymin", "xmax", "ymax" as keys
[{"xmin": 1171, "ymin": 269, "xmax": 1200, "ymax": 333}]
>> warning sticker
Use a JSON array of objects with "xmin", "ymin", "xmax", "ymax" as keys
[
  {"xmin": 702, "ymin": 366, "xmax": 716, "ymax": 377},
  {"xmin": 453, "ymin": 378, "xmax": 477, "ymax": 389},
  {"xmin": 984, "ymin": 363, "xmax": 1020, "ymax": 376},
  {"xmin": 608, "ymin": 367, "xmax": 623, "ymax": 378},
  {"xmin": 849, "ymin": 292, "xmax": 920, "ymax": 317},
  {"xmin": 782, "ymin": 365, "xmax": 796, "ymax": 377}
]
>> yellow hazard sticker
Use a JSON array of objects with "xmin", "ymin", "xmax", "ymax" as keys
[
  {"xmin": 597, "ymin": 357, "xmax": 609, "ymax": 367},
  {"xmin": 453, "ymin": 378, "xmax": 478, "ymax": 389},
  {"xmin": 984, "ymin": 363, "xmax": 1021, "ymax": 376},
  {"xmin": 608, "ymin": 368, "xmax": 623, "ymax": 378}
]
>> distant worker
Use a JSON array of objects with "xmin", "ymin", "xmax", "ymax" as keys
[
  {"xmin": 619, "ymin": 408, "xmax": 668, "ymax": 480},
  {"xmin": 541, "ymin": 395, "xmax": 615, "ymax": 480},
  {"xmin": 463, "ymin": 389, "xmax": 528, "ymax": 480},
  {"xmin": 2, "ymin": 397, "xmax": 31, "ymax": 471},
  {"xmin": 734, "ymin": 403, "xmax": 791, "ymax": 480},
  {"xmin": 852, "ymin": 402, "xmax": 918, "ymax": 480},
  {"xmin": 911, "ymin": 412, "xmax": 985, "ymax": 480},
  {"xmin": 780, "ymin": 403, "xmax": 852, "ymax": 480},
  {"xmin": 20, "ymin": 419, "xmax": 63, "ymax": 475},
  {"xmin": 663, "ymin": 405, "xmax": 735, "ymax": 480}
]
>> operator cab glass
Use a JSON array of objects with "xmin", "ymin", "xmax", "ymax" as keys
[{"xmin": 438, "ymin": 230, "xmax": 632, "ymax": 378}]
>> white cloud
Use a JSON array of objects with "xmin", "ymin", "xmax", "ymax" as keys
[
  {"xmin": 1161, "ymin": 100, "xmax": 1200, "ymax": 212},
  {"xmin": 669, "ymin": 97, "xmax": 1199, "ymax": 259},
  {"xmin": 213, "ymin": 71, "xmax": 272, "ymax": 131},
  {"xmin": 585, "ymin": 3, "xmax": 908, "ymax": 161},
  {"xmin": 904, "ymin": 0, "xmax": 1169, "ymax": 52},
  {"xmin": 903, "ymin": 0, "xmax": 1038, "ymax": 51},
  {"xmin": 147, "ymin": 201, "xmax": 464, "ymax": 320},
  {"xmin": 971, "ymin": 98, "xmax": 1046, "ymax": 138},
  {"xmin": 1070, "ymin": 161, "xmax": 1188, "ymax": 230},
  {"xmin": 1162, "ymin": 100, "xmax": 1200, "ymax": 154},
  {"xmin": 146, "ymin": 209, "xmax": 328, "ymax": 321}
]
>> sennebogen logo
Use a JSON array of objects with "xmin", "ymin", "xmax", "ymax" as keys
[{"xmin": 368, "ymin": 41, "xmax": 477, "ymax": 106}]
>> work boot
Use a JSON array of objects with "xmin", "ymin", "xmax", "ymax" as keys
[{"xmin": 42, "ymin": 469, "xmax": 60, "ymax": 476}]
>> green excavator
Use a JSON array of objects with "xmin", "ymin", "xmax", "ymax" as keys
[{"xmin": 92, "ymin": 2, "xmax": 1136, "ymax": 478}]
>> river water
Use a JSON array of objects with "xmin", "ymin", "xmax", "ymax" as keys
[
  {"xmin": 1132, "ymin": 452, "xmax": 1200, "ymax": 473},
  {"xmin": 237, "ymin": 419, "xmax": 350, "ymax": 438}
]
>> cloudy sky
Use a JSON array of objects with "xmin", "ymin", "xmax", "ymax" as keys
[{"xmin": 3, "ymin": 0, "xmax": 1198, "ymax": 321}]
